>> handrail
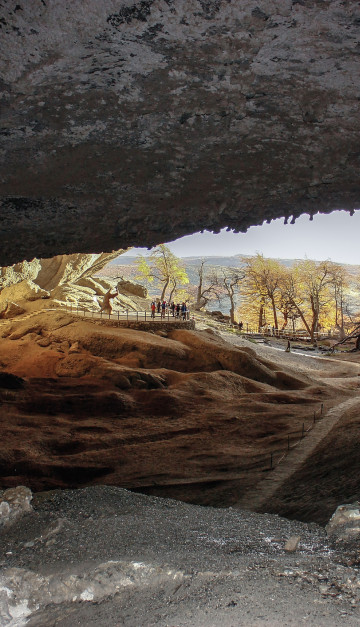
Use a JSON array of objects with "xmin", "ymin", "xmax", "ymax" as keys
[{"xmin": 60, "ymin": 303, "xmax": 192, "ymax": 322}]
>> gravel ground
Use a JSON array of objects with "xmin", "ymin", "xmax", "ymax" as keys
[{"xmin": 0, "ymin": 487, "xmax": 359, "ymax": 626}]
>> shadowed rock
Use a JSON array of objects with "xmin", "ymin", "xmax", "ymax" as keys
[{"xmin": 0, "ymin": 1, "xmax": 359, "ymax": 265}]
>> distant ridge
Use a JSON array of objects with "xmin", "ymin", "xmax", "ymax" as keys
[{"xmin": 109, "ymin": 254, "xmax": 360, "ymax": 272}]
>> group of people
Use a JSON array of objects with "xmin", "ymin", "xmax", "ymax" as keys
[{"xmin": 151, "ymin": 300, "xmax": 189, "ymax": 320}]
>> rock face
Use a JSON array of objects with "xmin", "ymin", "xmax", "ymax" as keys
[
  {"xmin": 1, "ymin": 1, "xmax": 359, "ymax": 265},
  {"xmin": 0, "ymin": 251, "xmax": 148, "ymax": 314},
  {"xmin": 0, "ymin": 253, "xmax": 122, "ymax": 292}
]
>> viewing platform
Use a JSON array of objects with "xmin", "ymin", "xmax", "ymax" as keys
[{"xmin": 59, "ymin": 304, "xmax": 195, "ymax": 331}]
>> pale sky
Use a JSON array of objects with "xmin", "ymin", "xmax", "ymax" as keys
[{"xmin": 122, "ymin": 209, "xmax": 360, "ymax": 265}]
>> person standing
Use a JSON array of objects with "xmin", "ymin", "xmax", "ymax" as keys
[
  {"xmin": 181, "ymin": 302, "xmax": 187, "ymax": 320},
  {"xmin": 151, "ymin": 301, "xmax": 156, "ymax": 318}
]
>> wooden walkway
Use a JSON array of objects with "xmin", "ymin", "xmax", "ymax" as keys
[{"xmin": 235, "ymin": 396, "xmax": 360, "ymax": 513}]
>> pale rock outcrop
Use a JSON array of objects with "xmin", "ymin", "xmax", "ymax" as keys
[
  {"xmin": 0, "ymin": 253, "xmax": 123, "ymax": 293},
  {"xmin": 0, "ymin": 486, "xmax": 33, "ymax": 528},
  {"xmin": 0, "ymin": 561, "xmax": 184, "ymax": 626},
  {"xmin": 326, "ymin": 503, "xmax": 360, "ymax": 544},
  {"xmin": 0, "ymin": 251, "xmax": 148, "ymax": 317}
]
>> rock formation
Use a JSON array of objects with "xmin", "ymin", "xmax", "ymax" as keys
[
  {"xmin": 326, "ymin": 502, "xmax": 360, "ymax": 545},
  {"xmin": 0, "ymin": 251, "xmax": 148, "ymax": 315},
  {"xmin": 1, "ymin": 1, "xmax": 360, "ymax": 266},
  {"xmin": 0, "ymin": 486, "xmax": 33, "ymax": 528}
]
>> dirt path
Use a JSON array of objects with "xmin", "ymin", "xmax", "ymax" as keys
[{"xmin": 235, "ymin": 396, "xmax": 360, "ymax": 512}]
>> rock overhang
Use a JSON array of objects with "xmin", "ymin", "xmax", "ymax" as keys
[{"xmin": 0, "ymin": 0, "xmax": 360, "ymax": 266}]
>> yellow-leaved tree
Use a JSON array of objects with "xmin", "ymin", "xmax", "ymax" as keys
[{"xmin": 135, "ymin": 244, "xmax": 189, "ymax": 302}]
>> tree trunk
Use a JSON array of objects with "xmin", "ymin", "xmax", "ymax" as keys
[
  {"xmin": 229, "ymin": 296, "xmax": 235, "ymax": 324},
  {"xmin": 271, "ymin": 296, "xmax": 278, "ymax": 329},
  {"xmin": 258, "ymin": 303, "xmax": 264, "ymax": 332},
  {"xmin": 161, "ymin": 278, "xmax": 169, "ymax": 301},
  {"xmin": 310, "ymin": 296, "xmax": 319, "ymax": 343},
  {"xmin": 196, "ymin": 277, "xmax": 203, "ymax": 310},
  {"xmin": 168, "ymin": 282, "xmax": 176, "ymax": 302},
  {"xmin": 281, "ymin": 309, "xmax": 288, "ymax": 330},
  {"xmin": 291, "ymin": 300, "xmax": 311, "ymax": 337}
]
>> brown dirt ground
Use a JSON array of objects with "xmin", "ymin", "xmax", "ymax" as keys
[{"xmin": 0, "ymin": 310, "xmax": 359, "ymax": 523}]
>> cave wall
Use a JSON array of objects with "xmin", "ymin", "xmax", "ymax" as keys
[{"xmin": 0, "ymin": 0, "xmax": 359, "ymax": 265}]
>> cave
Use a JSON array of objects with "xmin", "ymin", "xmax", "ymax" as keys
[
  {"xmin": 1, "ymin": 0, "xmax": 359, "ymax": 265},
  {"xmin": 0, "ymin": 2, "xmax": 360, "ymax": 625}
]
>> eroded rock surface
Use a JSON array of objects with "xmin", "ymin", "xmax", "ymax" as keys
[
  {"xmin": 0, "ymin": 309, "xmax": 359, "ymax": 522},
  {"xmin": 1, "ymin": 1, "xmax": 360, "ymax": 265}
]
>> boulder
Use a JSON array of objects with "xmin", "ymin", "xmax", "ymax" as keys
[
  {"xmin": 326, "ymin": 503, "xmax": 360, "ymax": 544},
  {"xmin": 0, "ymin": 486, "xmax": 33, "ymax": 527},
  {"xmin": 0, "ymin": 302, "xmax": 26, "ymax": 319},
  {"xmin": 116, "ymin": 280, "xmax": 147, "ymax": 298},
  {"xmin": 0, "ymin": 279, "xmax": 50, "ymax": 304},
  {"xmin": 284, "ymin": 536, "xmax": 301, "ymax": 553}
]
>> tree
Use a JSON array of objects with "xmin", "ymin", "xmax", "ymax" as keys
[
  {"xmin": 194, "ymin": 260, "xmax": 221, "ymax": 310},
  {"xmin": 218, "ymin": 268, "xmax": 245, "ymax": 324},
  {"xmin": 135, "ymin": 244, "xmax": 189, "ymax": 301},
  {"xmin": 242, "ymin": 255, "xmax": 284, "ymax": 330},
  {"xmin": 328, "ymin": 263, "xmax": 350, "ymax": 339},
  {"xmin": 277, "ymin": 260, "xmax": 335, "ymax": 341}
]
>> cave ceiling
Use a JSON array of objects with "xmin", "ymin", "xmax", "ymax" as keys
[{"xmin": 0, "ymin": 0, "xmax": 360, "ymax": 266}]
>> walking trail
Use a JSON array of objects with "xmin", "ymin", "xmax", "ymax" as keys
[{"xmin": 236, "ymin": 396, "xmax": 360, "ymax": 513}]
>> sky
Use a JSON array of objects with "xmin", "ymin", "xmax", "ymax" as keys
[{"xmin": 122, "ymin": 209, "xmax": 360, "ymax": 265}]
